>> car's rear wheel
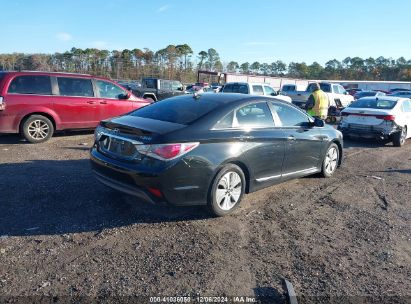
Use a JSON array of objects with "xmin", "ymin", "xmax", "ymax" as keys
[
  {"xmin": 392, "ymin": 127, "xmax": 407, "ymax": 147},
  {"xmin": 321, "ymin": 143, "xmax": 339, "ymax": 178},
  {"xmin": 22, "ymin": 115, "xmax": 54, "ymax": 143},
  {"xmin": 208, "ymin": 164, "xmax": 245, "ymax": 217}
]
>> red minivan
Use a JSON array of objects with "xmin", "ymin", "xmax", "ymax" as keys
[{"xmin": 0, "ymin": 71, "xmax": 151, "ymax": 143}]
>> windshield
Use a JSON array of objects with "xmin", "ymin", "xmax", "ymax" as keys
[
  {"xmin": 319, "ymin": 83, "xmax": 331, "ymax": 92},
  {"xmin": 130, "ymin": 96, "xmax": 221, "ymax": 124},
  {"xmin": 349, "ymin": 99, "xmax": 397, "ymax": 110}
]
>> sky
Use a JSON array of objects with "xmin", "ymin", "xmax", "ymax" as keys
[{"xmin": 1, "ymin": 0, "xmax": 411, "ymax": 65}]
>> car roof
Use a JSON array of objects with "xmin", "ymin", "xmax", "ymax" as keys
[
  {"xmin": 174, "ymin": 92, "xmax": 280, "ymax": 104},
  {"xmin": 1, "ymin": 71, "xmax": 92, "ymax": 77},
  {"xmin": 225, "ymin": 82, "xmax": 272, "ymax": 86}
]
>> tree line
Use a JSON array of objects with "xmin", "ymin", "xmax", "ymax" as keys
[{"xmin": 1, "ymin": 45, "xmax": 411, "ymax": 83}]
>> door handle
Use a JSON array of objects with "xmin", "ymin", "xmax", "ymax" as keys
[
  {"xmin": 99, "ymin": 101, "xmax": 107, "ymax": 104},
  {"xmin": 87, "ymin": 100, "xmax": 96, "ymax": 104},
  {"xmin": 287, "ymin": 135, "xmax": 296, "ymax": 141}
]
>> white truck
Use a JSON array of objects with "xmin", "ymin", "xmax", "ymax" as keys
[
  {"xmin": 282, "ymin": 82, "xmax": 354, "ymax": 109},
  {"xmin": 221, "ymin": 82, "xmax": 292, "ymax": 102}
]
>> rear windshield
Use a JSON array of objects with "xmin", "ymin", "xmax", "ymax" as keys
[
  {"xmin": 130, "ymin": 97, "xmax": 221, "ymax": 124},
  {"xmin": 349, "ymin": 99, "xmax": 397, "ymax": 109}
]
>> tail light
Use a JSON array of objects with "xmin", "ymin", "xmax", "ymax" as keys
[
  {"xmin": 147, "ymin": 187, "xmax": 163, "ymax": 198},
  {"xmin": 136, "ymin": 142, "xmax": 199, "ymax": 161},
  {"xmin": 0, "ymin": 97, "xmax": 5, "ymax": 111},
  {"xmin": 381, "ymin": 115, "xmax": 395, "ymax": 121}
]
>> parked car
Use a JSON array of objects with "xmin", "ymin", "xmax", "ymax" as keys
[
  {"xmin": 116, "ymin": 80, "xmax": 141, "ymax": 91},
  {"xmin": 388, "ymin": 88, "xmax": 411, "ymax": 94},
  {"xmin": 285, "ymin": 82, "xmax": 354, "ymax": 109},
  {"xmin": 388, "ymin": 91, "xmax": 411, "ymax": 98},
  {"xmin": 90, "ymin": 94, "xmax": 343, "ymax": 216},
  {"xmin": 132, "ymin": 77, "xmax": 185, "ymax": 102},
  {"xmin": 346, "ymin": 88, "xmax": 362, "ymax": 96},
  {"xmin": 185, "ymin": 86, "xmax": 212, "ymax": 94},
  {"xmin": 211, "ymin": 82, "xmax": 222, "ymax": 92},
  {"xmin": 221, "ymin": 82, "xmax": 292, "ymax": 103},
  {"xmin": 338, "ymin": 96, "xmax": 411, "ymax": 147},
  {"xmin": 354, "ymin": 90, "xmax": 385, "ymax": 100},
  {"xmin": 280, "ymin": 84, "xmax": 296, "ymax": 96},
  {"xmin": 0, "ymin": 71, "xmax": 150, "ymax": 143}
]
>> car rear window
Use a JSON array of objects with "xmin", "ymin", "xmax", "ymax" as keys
[
  {"xmin": 8, "ymin": 75, "xmax": 52, "ymax": 95},
  {"xmin": 349, "ymin": 99, "xmax": 397, "ymax": 109},
  {"xmin": 130, "ymin": 97, "xmax": 221, "ymax": 124}
]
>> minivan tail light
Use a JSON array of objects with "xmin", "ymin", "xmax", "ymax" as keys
[
  {"xmin": 0, "ymin": 97, "xmax": 5, "ymax": 111},
  {"xmin": 136, "ymin": 142, "xmax": 199, "ymax": 161}
]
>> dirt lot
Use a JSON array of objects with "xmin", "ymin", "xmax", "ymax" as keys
[{"xmin": 0, "ymin": 132, "xmax": 410, "ymax": 303}]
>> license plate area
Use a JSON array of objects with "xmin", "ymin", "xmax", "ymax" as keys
[{"xmin": 99, "ymin": 135, "xmax": 140, "ymax": 160}]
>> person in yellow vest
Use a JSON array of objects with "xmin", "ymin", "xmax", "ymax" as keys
[{"xmin": 306, "ymin": 83, "xmax": 329, "ymax": 119}]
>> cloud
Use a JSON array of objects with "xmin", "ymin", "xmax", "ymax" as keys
[
  {"xmin": 91, "ymin": 41, "xmax": 108, "ymax": 48},
  {"xmin": 56, "ymin": 32, "xmax": 73, "ymax": 42},
  {"xmin": 157, "ymin": 4, "xmax": 171, "ymax": 12},
  {"xmin": 243, "ymin": 42, "xmax": 277, "ymax": 46}
]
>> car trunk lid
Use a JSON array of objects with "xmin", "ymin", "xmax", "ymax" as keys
[{"xmin": 342, "ymin": 108, "xmax": 395, "ymax": 126}]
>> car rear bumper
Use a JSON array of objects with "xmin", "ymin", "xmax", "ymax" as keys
[
  {"xmin": 338, "ymin": 124, "xmax": 399, "ymax": 139},
  {"xmin": 90, "ymin": 148, "xmax": 212, "ymax": 206}
]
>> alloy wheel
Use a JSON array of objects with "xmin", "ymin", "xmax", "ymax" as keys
[
  {"xmin": 400, "ymin": 128, "xmax": 406, "ymax": 145},
  {"xmin": 215, "ymin": 171, "xmax": 242, "ymax": 211},
  {"xmin": 325, "ymin": 146, "xmax": 338, "ymax": 175},
  {"xmin": 27, "ymin": 120, "xmax": 50, "ymax": 140}
]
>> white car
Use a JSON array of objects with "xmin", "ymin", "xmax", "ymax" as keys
[
  {"xmin": 221, "ymin": 82, "xmax": 292, "ymax": 103},
  {"xmin": 338, "ymin": 96, "xmax": 411, "ymax": 147}
]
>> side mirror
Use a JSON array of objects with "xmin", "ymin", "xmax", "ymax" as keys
[
  {"xmin": 270, "ymin": 92, "xmax": 277, "ymax": 96},
  {"xmin": 120, "ymin": 92, "xmax": 131, "ymax": 99},
  {"xmin": 313, "ymin": 117, "xmax": 325, "ymax": 127}
]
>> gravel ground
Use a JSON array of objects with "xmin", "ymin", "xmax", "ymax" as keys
[{"xmin": 0, "ymin": 132, "xmax": 410, "ymax": 303}]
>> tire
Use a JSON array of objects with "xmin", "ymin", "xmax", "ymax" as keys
[
  {"xmin": 21, "ymin": 115, "xmax": 54, "ymax": 143},
  {"xmin": 208, "ymin": 164, "xmax": 246, "ymax": 217},
  {"xmin": 392, "ymin": 127, "xmax": 407, "ymax": 147},
  {"xmin": 321, "ymin": 143, "xmax": 340, "ymax": 178}
]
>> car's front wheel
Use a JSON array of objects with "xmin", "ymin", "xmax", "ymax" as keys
[
  {"xmin": 321, "ymin": 143, "xmax": 340, "ymax": 178},
  {"xmin": 208, "ymin": 164, "xmax": 245, "ymax": 217}
]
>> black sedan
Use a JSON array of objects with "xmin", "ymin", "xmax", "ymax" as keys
[{"xmin": 90, "ymin": 94, "xmax": 343, "ymax": 216}]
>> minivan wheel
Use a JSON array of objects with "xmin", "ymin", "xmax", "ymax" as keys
[
  {"xmin": 392, "ymin": 127, "xmax": 407, "ymax": 147},
  {"xmin": 208, "ymin": 164, "xmax": 245, "ymax": 217},
  {"xmin": 321, "ymin": 143, "xmax": 339, "ymax": 178},
  {"xmin": 22, "ymin": 115, "xmax": 54, "ymax": 143}
]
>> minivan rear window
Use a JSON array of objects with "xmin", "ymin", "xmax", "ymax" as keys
[
  {"xmin": 8, "ymin": 75, "xmax": 52, "ymax": 95},
  {"xmin": 130, "ymin": 96, "xmax": 221, "ymax": 124}
]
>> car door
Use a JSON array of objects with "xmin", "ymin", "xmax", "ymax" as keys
[
  {"xmin": 94, "ymin": 79, "xmax": 134, "ymax": 120},
  {"xmin": 213, "ymin": 102, "xmax": 286, "ymax": 188},
  {"xmin": 269, "ymin": 102, "xmax": 326, "ymax": 178},
  {"xmin": 54, "ymin": 76, "xmax": 99, "ymax": 128}
]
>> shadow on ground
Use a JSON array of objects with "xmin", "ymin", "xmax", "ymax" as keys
[
  {"xmin": 343, "ymin": 138, "xmax": 393, "ymax": 149},
  {"xmin": 0, "ymin": 130, "xmax": 94, "ymax": 145},
  {"xmin": 0, "ymin": 159, "xmax": 210, "ymax": 237}
]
